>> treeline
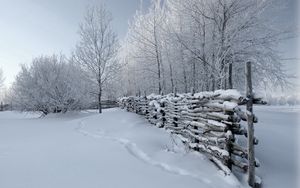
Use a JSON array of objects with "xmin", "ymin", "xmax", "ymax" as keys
[
  {"xmin": 2, "ymin": 0, "xmax": 292, "ymax": 114},
  {"xmin": 119, "ymin": 0, "xmax": 290, "ymax": 96}
]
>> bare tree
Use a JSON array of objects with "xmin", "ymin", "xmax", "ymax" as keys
[
  {"xmin": 127, "ymin": 0, "xmax": 166, "ymax": 94},
  {"xmin": 74, "ymin": 4, "xmax": 119, "ymax": 113},
  {"xmin": 119, "ymin": 0, "xmax": 290, "ymax": 96}
]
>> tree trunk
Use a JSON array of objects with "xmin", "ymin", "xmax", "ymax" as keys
[
  {"xmin": 228, "ymin": 62, "xmax": 233, "ymax": 89},
  {"xmin": 192, "ymin": 60, "xmax": 196, "ymax": 91},
  {"xmin": 183, "ymin": 66, "xmax": 188, "ymax": 93},
  {"xmin": 153, "ymin": 17, "xmax": 162, "ymax": 95},
  {"xmin": 169, "ymin": 61, "xmax": 174, "ymax": 93},
  {"xmin": 157, "ymin": 58, "xmax": 162, "ymax": 94},
  {"xmin": 211, "ymin": 74, "xmax": 215, "ymax": 91},
  {"xmin": 98, "ymin": 67, "xmax": 102, "ymax": 114},
  {"xmin": 98, "ymin": 85, "xmax": 102, "ymax": 114},
  {"xmin": 224, "ymin": 65, "xmax": 228, "ymax": 89},
  {"xmin": 203, "ymin": 63, "xmax": 209, "ymax": 91}
]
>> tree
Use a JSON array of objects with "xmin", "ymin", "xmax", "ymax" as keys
[
  {"xmin": 12, "ymin": 55, "xmax": 91, "ymax": 115},
  {"xmin": 74, "ymin": 4, "xmax": 119, "ymax": 113},
  {"xmin": 167, "ymin": 0, "xmax": 290, "ymax": 91},
  {"xmin": 119, "ymin": 0, "xmax": 290, "ymax": 96},
  {"xmin": 126, "ymin": 0, "xmax": 166, "ymax": 94}
]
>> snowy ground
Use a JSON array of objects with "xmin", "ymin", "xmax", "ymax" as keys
[
  {"xmin": 0, "ymin": 109, "xmax": 241, "ymax": 188},
  {"xmin": 254, "ymin": 106, "xmax": 299, "ymax": 188},
  {"xmin": 0, "ymin": 107, "xmax": 298, "ymax": 188}
]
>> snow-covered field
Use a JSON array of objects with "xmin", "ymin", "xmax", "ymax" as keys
[
  {"xmin": 0, "ymin": 107, "xmax": 298, "ymax": 188},
  {"xmin": 254, "ymin": 106, "xmax": 299, "ymax": 188}
]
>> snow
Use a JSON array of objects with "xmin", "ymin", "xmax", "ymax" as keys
[
  {"xmin": 214, "ymin": 89, "xmax": 242, "ymax": 101},
  {"xmin": 223, "ymin": 101, "xmax": 238, "ymax": 110},
  {"xmin": 252, "ymin": 105, "xmax": 300, "ymax": 188},
  {"xmin": 0, "ymin": 108, "xmax": 241, "ymax": 188},
  {"xmin": 0, "ymin": 111, "xmax": 42, "ymax": 119},
  {"xmin": 207, "ymin": 119, "xmax": 227, "ymax": 128},
  {"xmin": 0, "ymin": 106, "xmax": 298, "ymax": 188}
]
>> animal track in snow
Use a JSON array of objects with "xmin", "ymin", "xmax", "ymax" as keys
[{"xmin": 76, "ymin": 118, "xmax": 215, "ymax": 187}]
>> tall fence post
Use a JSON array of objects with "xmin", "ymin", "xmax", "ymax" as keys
[{"xmin": 246, "ymin": 61, "xmax": 256, "ymax": 187}]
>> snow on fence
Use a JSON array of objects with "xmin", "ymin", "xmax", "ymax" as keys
[{"xmin": 119, "ymin": 88, "xmax": 266, "ymax": 187}]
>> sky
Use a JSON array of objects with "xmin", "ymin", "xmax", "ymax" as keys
[
  {"xmin": 0, "ymin": 0, "xmax": 151, "ymax": 86},
  {"xmin": 0, "ymin": 0, "xmax": 299, "ymax": 90}
]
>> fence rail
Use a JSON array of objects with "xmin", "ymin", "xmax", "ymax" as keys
[{"xmin": 119, "ymin": 88, "xmax": 265, "ymax": 187}]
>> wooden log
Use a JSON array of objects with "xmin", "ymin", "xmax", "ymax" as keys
[
  {"xmin": 231, "ymin": 158, "xmax": 248, "ymax": 172},
  {"xmin": 187, "ymin": 127, "xmax": 229, "ymax": 139},
  {"xmin": 232, "ymin": 142, "xmax": 247, "ymax": 154},
  {"xmin": 232, "ymin": 127, "xmax": 247, "ymax": 136},
  {"xmin": 205, "ymin": 101, "xmax": 238, "ymax": 112},
  {"xmin": 233, "ymin": 107, "xmax": 258, "ymax": 123},
  {"xmin": 239, "ymin": 97, "xmax": 267, "ymax": 105},
  {"xmin": 164, "ymin": 126, "xmax": 183, "ymax": 131},
  {"xmin": 232, "ymin": 150, "xmax": 248, "ymax": 159},
  {"xmin": 183, "ymin": 129, "xmax": 227, "ymax": 146},
  {"xmin": 187, "ymin": 107, "xmax": 223, "ymax": 113},
  {"xmin": 206, "ymin": 112, "xmax": 231, "ymax": 121},
  {"xmin": 253, "ymin": 98, "xmax": 267, "ymax": 105},
  {"xmin": 182, "ymin": 111, "xmax": 233, "ymax": 123},
  {"xmin": 189, "ymin": 142, "xmax": 230, "ymax": 159},
  {"xmin": 215, "ymin": 95, "xmax": 243, "ymax": 103},
  {"xmin": 185, "ymin": 120, "xmax": 226, "ymax": 132},
  {"xmin": 210, "ymin": 156, "xmax": 232, "ymax": 175},
  {"xmin": 246, "ymin": 61, "xmax": 255, "ymax": 187}
]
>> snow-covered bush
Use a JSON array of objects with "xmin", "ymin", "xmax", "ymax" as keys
[
  {"xmin": 12, "ymin": 55, "xmax": 92, "ymax": 114},
  {"xmin": 278, "ymin": 97, "xmax": 287, "ymax": 106}
]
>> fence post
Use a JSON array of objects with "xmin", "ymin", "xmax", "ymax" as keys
[
  {"xmin": 174, "ymin": 86, "xmax": 177, "ymax": 97},
  {"xmin": 191, "ymin": 87, "xmax": 195, "ymax": 96},
  {"xmin": 245, "ymin": 61, "xmax": 255, "ymax": 187}
]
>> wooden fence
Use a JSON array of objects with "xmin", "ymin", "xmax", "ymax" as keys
[
  {"xmin": 119, "ymin": 65, "xmax": 265, "ymax": 188},
  {"xmin": 88, "ymin": 100, "xmax": 119, "ymax": 109},
  {"xmin": 101, "ymin": 100, "xmax": 118, "ymax": 109}
]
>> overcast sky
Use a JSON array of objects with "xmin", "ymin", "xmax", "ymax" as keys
[
  {"xmin": 0, "ymin": 0, "xmax": 298, "ymax": 87},
  {"xmin": 0, "ymin": 0, "xmax": 151, "ymax": 86}
]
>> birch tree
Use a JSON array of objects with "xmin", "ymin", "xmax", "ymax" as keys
[
  {"xmin": 165, "ymin": 0, "xmax": 290, "ymax": 91},
  {"xmin": 119, "ymin": 0, "xmax": 290, "ymax": 96},
  {"xmin": 127, "ymin": 0, "xmax": 166, "ymax": 94},
  {"xmin": 74, "ymin": 4, "xmax": 119, "ymax": 113}
]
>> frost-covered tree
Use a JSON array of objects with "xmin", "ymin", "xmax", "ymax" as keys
[
  {"xmin": 119, "ymin": 0, "xmax": 290, "ymax": 95},
  {"xmin": 74, "ymin": 4, "xmax": 120, "ymax": 113},
  {"xmin": 126, "ymin": 0, "xmax": 166, "ymax": 94},
  {"xmin": 12, "ymin": 55, "xmax": 92, "ymax": 115}
]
